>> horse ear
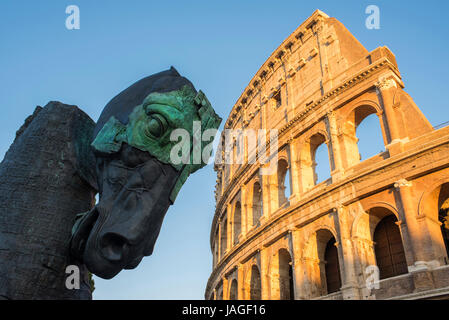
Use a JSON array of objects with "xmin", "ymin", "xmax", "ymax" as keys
[{"xmin": 169, "ymin": 66, "xmax": 181, "ymax": 77}]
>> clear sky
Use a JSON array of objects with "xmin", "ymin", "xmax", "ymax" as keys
[{"xmin": 1, "ymin": 0, "xmax": 449, "ymax": 299}]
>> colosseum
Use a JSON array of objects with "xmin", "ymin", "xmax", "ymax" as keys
[{"xmin": 205, "ymin": 10, "xmax": 449, "ymax": 300}]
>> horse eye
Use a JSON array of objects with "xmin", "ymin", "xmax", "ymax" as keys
[{"xmin": 146, "ymin": 114, "xmax": 168, "ymax": 138}]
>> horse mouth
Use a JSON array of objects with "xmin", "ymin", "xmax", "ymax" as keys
[{"xmin": 70, "ymin": 207, "xmax": 100, "ymax": 262}]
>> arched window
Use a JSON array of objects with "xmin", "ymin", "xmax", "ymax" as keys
[
  {"xmin": 249, "ymin": 265, "xmax": 262, "ymax": 300},
  {"xmin": 374, "ymin": 215, "xmax": 408, "ymax": 279},
  {"xmin": 300, "ymin": 133, "xmax": 332, "ymax": 192},
  {"xmin": 313, "ymin": 138, "xmax": 331, "ymax": 185},
  {"xmin": 220, "ymin": 218, "xmax": 227, "ymax": 258},
  {"xmin": 252, "ymin": 182, "xmax": 262, "ymax": 227},
  {"xmin": 229, "ymin": 279, "xmax": 238, "ymax": 300},
  {"xmin": 278, "ymin": 249, "xmax": 294, "ymax": 300},
  {"xmin": 324, "ymin": 237, "xmax": 341, "ymax": 294},
  {"xmin": 356, "ymin": 113, "xmax": 385, "ymax": 160},
  {"xmin": 342, "ymin": 105, "xmax": 385, "ymax": 167},
  {"xmin": 277, "ymin": 159, "xmax": 290, "ymax": 206},
  {"xmin": 233, "ymin": 202, "xmax": 241, "ymax": 245}
]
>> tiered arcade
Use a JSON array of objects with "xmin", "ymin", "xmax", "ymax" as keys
[{"xmin": 206, "ymin": 10, "xmax": 449, "ymax": 300}]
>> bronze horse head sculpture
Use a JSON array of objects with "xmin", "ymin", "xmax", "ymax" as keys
[{"xmin": 70, "ymin": 67, "xmax": 221, "ymax": 279}]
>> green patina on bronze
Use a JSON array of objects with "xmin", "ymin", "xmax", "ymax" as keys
[{"xmin": 91, "ymin": 85, "xmax": 222, "ymax": 202}]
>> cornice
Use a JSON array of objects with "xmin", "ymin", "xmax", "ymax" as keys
[{"xmin": 223, "ymin": 10, "xmax": 330, "ymax": 130}]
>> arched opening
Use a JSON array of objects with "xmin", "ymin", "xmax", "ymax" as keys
[
  {"xmin": 356, "ymin": 113, "xmax": 385, "ymax": 160},
  {"xmin": 249, "ymin": 265, "xmax": 262, "ymax": 300},
  {"xmin": 324, "ymin": 237, "xmax": 342, "ymax": 294},
  {"xmin": 278, "ymin": 248, "xmax": 294, "ymax": 300},
  {"xmin": 308, "ymin": 229, "xmax": 342, "ymax": 296},
  {"xmin": 300, "ymin": 133, "xmax": 331, "ymax": 192},
  {"xmin": 221, "ymin": 218, "xmax": 227, "ymax": 258},
  {"xmin": 233, "ymin": 202, "xmax": 241, "ymax": 245},
  {"xmin": 229, "ymin": 279, "xmax": 238, "ymax": 300},
  {"xmin": 417, "ymin": 182, "xmax": 449, "ymax": 265},
  {"xmin": 277, "ymin": 159, "xmax": 290, "ymax": 206},
  {"xmin": 314, "ymin": 142, "xmax": 331, "ymax": 184},
  {"xmin": 343, "ymin": 105, "xmax": 384, "ymax": 167},
  {"xmin": 438, "ymin": 184, "xmax": 449, "ymax": 261},
  {"xmin": 374, "ymin": 215, "xmax": 408, "ymax": 280},
  {"xmin": 252, "ymin": 182, "xmax": 262, "ymax": 227},
  {"xmin": 439, "ymin": 207, "xmax": 449, "ymax": 262}
]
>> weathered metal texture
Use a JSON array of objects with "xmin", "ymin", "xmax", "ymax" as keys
[
  {"xmin": 71, "ymin": 68, "xmax": 222, "ymax": 280},
  {"xmin": 0, "ymin": 102, "xmax": 96, "ymax": 300}
]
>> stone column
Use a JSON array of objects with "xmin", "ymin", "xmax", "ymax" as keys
[
  {"xmin": 302, "ymin": 257, "xmax": 322, "ymax": 298},
  {"xmin": 246, "ymin": 202, "xmax": 254, "ymax": 232},
  {"xmin": 260, "ymin": 171, "xmax": 271, "ymax": 223},
  {"xmin": 222, "ymin": 276, "xmax": 229, "ymax": 300},
  {"xmin": 338, "ymin": 128, "xmax": 360, "ymax": 169},
  {"xmin": 394, "ymin": 179, "xmax": 420, "ymax": 265},
  {"xmin": 289, "ymin": 229, "xmax": 304, "ymax": 299},
  {"xmin": 288, "ymin": 139, "xmax": 301, "ymax": 205},
  {"xmin": 326, "ymin": 111, "xmax": 344, "ymax": 181},
  {"xmin": 259, "ymin": 248, "xmax": 270, "ymax": 299},
  {"xmin": 376, "ymin": 78, "xmax": 404, "ymax": 154},
  {"xmin": 394, "ymin": 181, "xmax": 438, "ymax": 293},
  {"xmin": 226, "ymin": 204, "xmax": 232, "ymax": 253},
  {"xmin": 269, "ymin": 175, "xmax": 280, "ymax": 214},
  {"xmin": 298, "ymin": 156, "xmax": 315, "ymax": 193},
  {"xmin": 217, "ymin": 221, "xmax": 222, "ymax": 262},
  {"xmin": 333, "ymin": 205, "xmax": 360, "ymax": 300},
  {"xmin": 237, "ymin": 264, "xmax": 245, "ymax": 300},
  {"xmin": 395, "ymin": 179, "xmax": 441, "ymax": 269},
  {"xmin": 240, "ymin": 186, "xmax": 248, "ymax": 241}
]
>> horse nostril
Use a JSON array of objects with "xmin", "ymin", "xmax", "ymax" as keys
[{"xmin": 99, "ymin": 233, "xmax": 129, "ymax": 262}]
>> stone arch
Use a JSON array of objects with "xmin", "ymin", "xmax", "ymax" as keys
[
  {"xmin": 233, "ymin": 202, "xmax": 242, "ymax": 245},
  {"xmin": 352, "ymin": 203, "xmax": 400, "ymax": 240},
  {"xmin": 267, "ymin": 246, "xmax": 294, "ymax": 300},
  {"xmin": 277, "ymin": 158, "xmax": 290, "ymax": 206},
  {"xmin": 340, "ymin": 101, "xmax": 386, "ymax": 167},
  {"xmin": 251, "ymin": 180, "xmax": 263, "ymax": 227},
  {"xmin": 324, "ymin": 237, "xmax": 342, "ymax": 294},
  {"xmin": 373, "ymin": 214, "xmax": 408, "ymax": 279},
  {"xmin": 352, "ymin": 205, "xmax": 407, "ymax": 282},
  {"xmin": 340, "ymin": 100, "xmax": 383, "ymax": 125},
  {"xmin": 418, "ymin": 177, "xmax": 449, "ymax": 218},
  {"xmin": 278, "ymin": 248, "xmax": 294, "ymax": 300},
  {"xmin": 213, "ymin": 229, "xmax": 219, "ymax": 266},
  {"xmin": 299, "ymin": 131, "xmax": 332, "ymax": 192},
  {"xmin": 248, "ymin": 264, "xmax": 262, "ymax": 300},
  {"xmin": 302, "ymin": 227, "xmax": 341, "ymax": 297},
  {"xmin": 220, "ymin": 217, "xmax": 228, "ymax": 258},
  {"xmin": 417, "ymin": 178, "xmax": 449, "ymax": 264},
  {"xmin": 229, "ymin": 278, "xmax": 238, "ymax": 300}
]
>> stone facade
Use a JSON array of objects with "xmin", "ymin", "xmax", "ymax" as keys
[{"xmin": 205, "ymin": 10, "xmax": 449, "ymax": 300}]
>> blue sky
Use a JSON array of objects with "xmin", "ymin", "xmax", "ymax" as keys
[{"xmin": 1, "ymin": 1, "xmax": 448, "ymax": 299}]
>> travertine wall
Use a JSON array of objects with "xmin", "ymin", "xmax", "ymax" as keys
[{"xmin": 206, "ymin": 10, "xmax": 449, "ymax": 300}]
